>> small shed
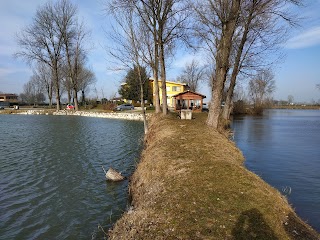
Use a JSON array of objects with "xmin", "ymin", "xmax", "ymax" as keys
[{"xmin": 172, "ymin": 90, "xmax": 206, "ymax": 112}]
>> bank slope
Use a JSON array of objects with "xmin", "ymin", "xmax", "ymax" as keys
[{"xmin": 109, "ymin": 113, "xmax": 319, "ymax": 240}]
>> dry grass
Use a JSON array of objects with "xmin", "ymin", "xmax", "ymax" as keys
[
  {"xmin": 272, "ymin": 105, "xmax": 320, "ymax": 110},
  {"xmin": 109, "ymin": 113, "xmax": 319, "ymax": 240}
]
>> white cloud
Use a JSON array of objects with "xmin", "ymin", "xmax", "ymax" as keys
[{"xmin": 285, "ymin": 26, "xmax": 320, "ymax": 49}]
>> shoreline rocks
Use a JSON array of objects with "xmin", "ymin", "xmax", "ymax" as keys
[
  {"xmin": 15, "ymin": 110, "xmax": 148, "ymax": 121},
  {"xmin": 15, "ymin": 109, "xmax": 50, "ymax": 115},
  {"xmin": 53, "ymin": 110, "xmax": 148, "ymax": 121}
]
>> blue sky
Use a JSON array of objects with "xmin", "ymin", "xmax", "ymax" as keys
[{"xmin": 0, "ymin": 0, "xmax": 319, "ymax": 103}]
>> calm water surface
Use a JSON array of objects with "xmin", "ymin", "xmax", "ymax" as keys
[
  {"xmin": 0, "ymin": 115, "xmax": 144, "ymax": 239},
  {"xmin": 232, "ymin": 109, "xmax": 320, "ymax": 232}
]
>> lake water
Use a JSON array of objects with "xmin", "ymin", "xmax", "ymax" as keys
[
  {"xmin": 0, "ymin": 115, "xmax": 144, "ymax": 239},
  {"xmin": 232, "ymin": 109, "xmax": 320, "ymax": 232}
]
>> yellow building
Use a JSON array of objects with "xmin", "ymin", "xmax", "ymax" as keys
[
  {"xmin": 0, "ymin": 93, "xmax": 18, "ymax": 103},
  {"xmin": 149, "ymin": 78, "xmax": 189, "ymax": 107}
]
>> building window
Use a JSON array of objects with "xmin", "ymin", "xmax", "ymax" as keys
[
  {"xmin": 166, "ymin": 86, "xmax": 171, "ymax": 92},
  {"xmin": 172, "ymin": 86, "xmax": 181, "ymax": 92}
]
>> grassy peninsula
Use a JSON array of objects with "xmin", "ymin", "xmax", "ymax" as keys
[{"xmin": 108, "ymin": 113, "xmax": 319, "ymax": 239}]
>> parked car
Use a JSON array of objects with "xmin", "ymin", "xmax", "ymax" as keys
[
  {"xmin": 66, "ymin": 104, "xmax": 75, "ymax": 110},
  {"xmin": 0, "ymin": 106, "xmax": 4, "ymax": 110},
  {"xmin": 115, "ymin": 104, "xmax": 134, "ymax": 111},
  {"xmin": 202, "ymin": 103, "xmax": 209, "ymax": 112}
]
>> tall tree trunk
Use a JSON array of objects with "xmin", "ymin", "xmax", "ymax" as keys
[
  {"xmin": 223, "ymin": 67, "xmax": 239, "ymax": 121},
  {"xmin": 222, "ymin": 89, "xmax": 234, "ymax": 120},
  {"xmin": 54, "ymin": 83, "xmax": 61, "ymax": 110},
  {"xmin": 153, "ymin": 40, "xmax": 161, "ymax": 113},
  {"xmin": 49, "ymin": 98, "xmax": 53, "ymax": 108},
  {"xmin": 73, "ymin": 88, "xmax": 79, "ymax": 111},
  {"xmin": 53, "ymin": 64, "xmax": 61, "ymax": 110},
  {"xmin": 207, "ymin": 74, "xmax": 225, "ymax": 128},
  {"xmin": 47, "ymin": 85, "xmax": 53, "ymax": 108},
  {"xmin": 67, "ymin": 88, "xmax": 71, "ymax": 104},
  {"xmin": 81, "ymin": 90, "xmax": 85, "ymax": 105},
  {"xmin": 159, "ymin": 41, "xmax": 168, "ymax": 115},
  {"xmin": 222, "ymin": 3, "xmax": 254, "ymax": 121},
  {"xmin": 206, "ymin": 0, "xmax": 240, "ymax": 128},
  {"xmin": 138, "ymin": 68, "xmax": 148, "ymax": 134}
]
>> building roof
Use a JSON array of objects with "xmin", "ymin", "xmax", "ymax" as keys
[
  {"xmin": 172, "ymin": 90, "xmax": 206, "ymax": 98},
  {"xmin": 0, "ymin": 93, "xmax": 18, "ymax": 97},
  {"xmin": 149, "ymin": 78, "xmax": 188, "ymax": 86}
]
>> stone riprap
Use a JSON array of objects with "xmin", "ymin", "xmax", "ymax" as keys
[
  {"xmin": 53, "ymin": 110, "xmax": 148, "ymax": 121},
  {"xmin": 16, "ymin": 110, "xmax": 50, "ymax": 115}
]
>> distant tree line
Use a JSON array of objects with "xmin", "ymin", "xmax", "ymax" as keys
[{"xmin": 15, "ymin": 0, "xmax": 96, "ymax": 110}]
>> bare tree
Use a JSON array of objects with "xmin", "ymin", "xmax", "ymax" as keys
[
  {"xmin": 193, "ymin": 0, "xmax": 241, "ymax": 128},
  {"xmin": 20, "ymin": 77, "xmax": 46, "ymax": 106},
  {"xmin": 154, "ymin": 0, "xmax": 188, "ymax": 115},
  {"xmin": 288, "ymin": 95, "xmax": 294, "ymax": 105},
  {"xmin": 78, "ymin": 66, "xmax": 96, "ymax": 105},
  {"xmin": 15, "ymin": 1, "xmax": 66, "ymax": 110},
  {"xmin": 107, "ymin": 5, "xmax": 149, "ymax": 133},
  {"xmin": 248, "ymin": 69, "xmax": 276, "ymax": 112},
  {"xmin": 221, "ymin": 0, "xmax": 260, "ymax": 121},
  {"xmin": 192, "ymin": 0, "xmax": 301, "ymax": 129},
  {"xmin": 109, "ymin": 0, "xmax": 189, "ymax": 115},
  {"xmin": 61, "ymin": 20, "xmax": 90, "ymax": 110},
  {"xmin": 108, "ymin": 0, "xmax": 160, "ymax": 113},
  {"xmin": 60, "ymin": 63, "xmax": 73, "ymax": 103},
  {"xmin": 32, "ymin": 62, "xmax": 54, "ymax": 108},
  {"xmin": 57, "ymin": 0, "xmax": 78, "ymax": 108},
  {"xmin": 15, "ymin": 0, "xmax": 91, "ymax": 111},
  {"xmin": 178, "ymin": 59, "xmax": 205, "ymax": 92},
  {"xmin": 221, "ymin": 0, "xmax": 299, "ymax": 121}
]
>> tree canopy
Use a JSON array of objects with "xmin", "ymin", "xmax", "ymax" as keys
[{"xmin": 118, "ymin": 65, "xmax": 152, "ymax": 103}]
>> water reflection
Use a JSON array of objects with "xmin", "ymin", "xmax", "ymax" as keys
[
  {"xmin": 232, "ymin": 109, "xmax": 320, "ymax": 232},
  {"xmin": 0, "ymin": 115, "xmax": 144, "ymax": 239}
]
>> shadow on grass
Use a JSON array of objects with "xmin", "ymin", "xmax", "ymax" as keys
[
  {"xmin": 283, "ymin": 212, "xmax": 319, "ymax": 240},
  {"xmin": 232, "ymin": 208, "xmax": 278, "ymax": 240}
]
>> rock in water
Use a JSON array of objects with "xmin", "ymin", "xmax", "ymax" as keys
[{"xmin": 106, "ymin": 168, "xmax": 125, "ymax": 181}]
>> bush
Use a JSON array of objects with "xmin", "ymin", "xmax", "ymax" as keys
[
  {"xmin": 103, "ymin": 102, "xmax": 117, "ymax": 111},
  {"xmin": 251, "ymin": 105, "xmax": 264, "ymax": 115},
  {"xmin": 233, "ymin": 100, "xmax": 248, "ymax": 115}
]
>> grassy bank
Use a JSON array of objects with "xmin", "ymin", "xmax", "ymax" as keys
[
  {"xmin": 272, "ymin": 105, "xmax": 320, "ymax": 110},
  {"xmin": 109, "ymin": 113, "xmax": 319, "ymax": 239}
]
